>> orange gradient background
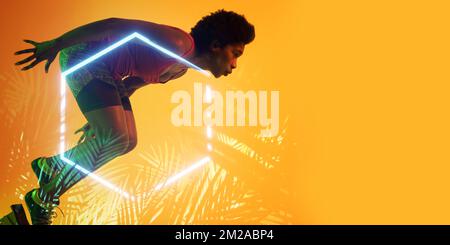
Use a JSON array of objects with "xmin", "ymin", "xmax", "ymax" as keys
[{"xmin": 1, "ymin": 0, "xmax": 450, "ymax": 224}]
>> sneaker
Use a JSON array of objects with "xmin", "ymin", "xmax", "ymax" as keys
[
  {"xmin": 24, "ymin": 189, "xmax": 59, "ymax": 225},
  {"xmin": 31, "ymin": 157, "xmax": 56, "ymax": 186}
]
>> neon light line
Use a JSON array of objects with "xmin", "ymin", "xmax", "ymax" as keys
[
  {"xmin": 153, "ymin": 156, "xmax": 211, "ymax": 190},
  {"xmin": 59, "ymin": 32, "xmax": 210, "ymax": 199}
]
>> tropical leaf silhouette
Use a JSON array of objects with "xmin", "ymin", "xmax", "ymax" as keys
[
  {"xmin": 0, "ymin": 68, "xmax": 60, "ymax": 206},
  {"xmin": 1, "ymin": 66, "xmax": 296, "ymax": 224}
]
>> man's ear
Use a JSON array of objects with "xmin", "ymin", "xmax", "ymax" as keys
[{"xmin": 209, "ymin": 40, "xmax": 222, "ymax": 53}]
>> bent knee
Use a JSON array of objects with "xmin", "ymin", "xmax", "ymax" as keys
[{"xmin": 125, "ymin": 137, "xmax": 138, "ymax": 154}]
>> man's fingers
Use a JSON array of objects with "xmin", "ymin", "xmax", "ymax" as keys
[
  {"xmin": 21, "ymin": 59, "xmax": 39, "ymax": 71},
  {"xmin": 45, "ymin": 55, "xmax": 56, "ymax": 73},
  {"xmin": 23, "ymin": 39, "xmax": 38, "ymax": 45},
  {"xmin": 15, "ymin": 55, "xmax": 35, "ymax": 66},
  {"xmin": 14, "ymin": 48, "xmax": 35, "ymax": 55},
  {"xmin": 45, "ymin": 61, "xmax": 51, "ymax": 73}
]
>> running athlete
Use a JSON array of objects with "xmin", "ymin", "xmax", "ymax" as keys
[{"xmin": 14, "ymin": 10, "xmax": 255, "ymax": 225}]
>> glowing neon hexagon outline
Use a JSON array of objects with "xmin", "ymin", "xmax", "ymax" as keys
[{"xmin": 58, "ymin": 32, "xmax": 211, "ymax": 200}]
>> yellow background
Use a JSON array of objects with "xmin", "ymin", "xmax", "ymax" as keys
[{"xmin": 0, "ymin": 0, "xmax": 449, "ymax": 224}]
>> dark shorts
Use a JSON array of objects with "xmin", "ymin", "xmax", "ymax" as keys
[
  {"xmin": 60, "ymin": 42, "xmax": 132, "ymax": 114},
  {"xmin": 76, "ymin": 78, "xmax": 132, "ymax": 113}
]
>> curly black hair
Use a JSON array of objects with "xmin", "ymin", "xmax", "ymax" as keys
[{"xmin": 190, "ymin": 9, "xmax": 255, "ymax": 54}]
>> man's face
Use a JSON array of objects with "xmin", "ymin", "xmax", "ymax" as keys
[{"xmin": 209, "ymin": 43, "xmax": 245, "ymax": 78}]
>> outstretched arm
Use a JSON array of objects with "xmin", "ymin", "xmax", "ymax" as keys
[
  {"xmin": 15, "ymin": 18, "xmax": 129, "ymax": 72},
  {"xmin": 15, "ymin": 17, "xmax": 191, "ymax": 73},
  {"xmin": 52, "ymin": 18, "xmax": 128, "ymax": 50},
  {"xmin": 15, "ymin": 18, "xmax": 122, "ymax": 72}
]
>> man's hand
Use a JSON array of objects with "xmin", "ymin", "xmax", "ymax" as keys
[
  {"xmin": 74, "ymin": 123, "xmax": 95, "ymax": 145},
  {"xmin": 14, "ymin": 39, "xmax": 60, "ymax": 73}
]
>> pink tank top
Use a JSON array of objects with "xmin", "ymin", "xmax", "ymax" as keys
[{"xmin": 102, "ymin": 25, "xmax": 195, "ymax": 83}]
